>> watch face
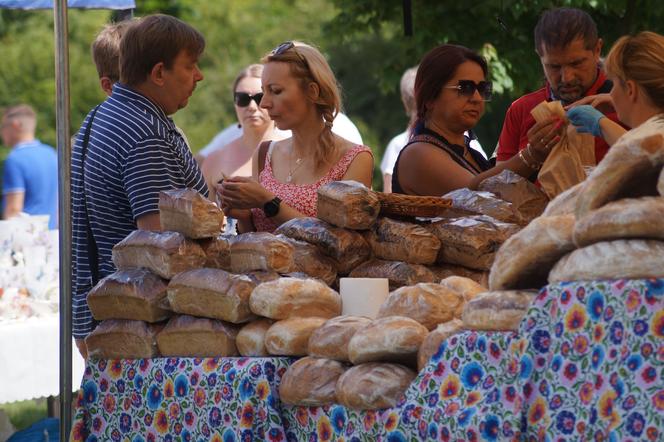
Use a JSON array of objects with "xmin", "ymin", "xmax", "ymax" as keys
[{"xmin": 264, "ymin": 197, "xmax": 281, "ymax": 217}]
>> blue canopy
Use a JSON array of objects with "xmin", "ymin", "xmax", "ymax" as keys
[{"xmin": 0, "ymin": 0, "xmax": 134, "ymax": 9}]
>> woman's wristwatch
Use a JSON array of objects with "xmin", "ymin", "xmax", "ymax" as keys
[{"xmin": 263, "ymin": 197, "xmax": 282, "ymax": 218}]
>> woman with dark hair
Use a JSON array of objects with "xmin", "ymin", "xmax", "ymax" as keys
[{"xmin": 393, "ymin": 44, "xmax": 564, "ymax": 196}]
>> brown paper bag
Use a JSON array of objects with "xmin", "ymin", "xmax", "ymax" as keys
[{"xmin": 531, "ymin": 101, "xmax": 595, "ymax": 199}]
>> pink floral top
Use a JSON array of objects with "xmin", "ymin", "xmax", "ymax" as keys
[{"xmin": 252, "ymin": 143, "xmax": 373, "ymax": 232}]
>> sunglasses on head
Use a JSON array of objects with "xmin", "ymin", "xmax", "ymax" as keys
[
  {"xmin": 234, "ymin": 92, "xmax": 263, "ymax": 107},
  {"xmin": 444, "ymin": 80, "xmax": 493, "ymax": 101},
  {"xmin": 271, "ymin": 41, "xmax": 308, "ymax": 66}
]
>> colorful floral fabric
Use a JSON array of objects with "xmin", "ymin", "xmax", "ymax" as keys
[{"xmin": 71, "ymin": 279, "xmax": 663, "ymax": 441}]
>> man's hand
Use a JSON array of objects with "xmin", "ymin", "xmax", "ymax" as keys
[
  {"xmin": 566, "ymin": 93, "xmax": 615, "ymax": 114},
  {"xmin": 567, "ymin": 105, "xmax": 606, "ymax": 137}
]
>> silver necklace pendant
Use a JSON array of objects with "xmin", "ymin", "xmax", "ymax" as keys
[{"xmin": 286, "ymin": 173, "xmax": 293, "ymax": 183}]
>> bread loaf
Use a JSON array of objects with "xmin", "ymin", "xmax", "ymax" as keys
[
  {"xmin": 335, "ymin": 363, "xmax": 416, "ymax": 410},
  {"xmin": 549, "ymin": 239, "xmax": 664, "ymax": 283},
  {"xmin": 439, "ymin": 276, "xmax": 486, "ymax": 302},
  {"xmin": 279, "ymin": 357, "xmax": 347, "ymax": 406},
  {"xmin": 87, "ymin": 268, "xmax": 171, "ymax": 322},
  {"xmin": 427, "ymin": 215, "xmax": 520, "ymax": 271},
  {"xmin": 417, "ymin": 319, "xmax": 464, "ymax": 371},
  {"xmin": 427, "ymin": 264, "xmax": 488, "ymax": 287},
  {"xmin": 348, "ymin": 316, "xmax": 428, "ymax": 366},
  {"xmin": 542, "ymin": 181, "xmax": 585, "ymax": 216},
  {"xmin": 229, "ymin": 232, "xmax": 294, "ymax": 273},
  {"xmin": 349, "ymin": 259, "xmax": 436, "ymax": 290},
  {"xmin": 573, "ymin": 197, "xmax": 664, "ymax": 247},
  {"xmin": 250, "ymin": 277, "xmax": 342, "ymax": 319},
  {"xmin": 462, "ymin": 290, "xmax": 536, "ymax": 331},
  {"xmin": 159, "ymin": 188, "xmax": 224, "ymax": 239},
  {"xmin": 274, "ymin": 217, "xmax": 371, "ymax": 274},
  {"xmin": 443, "ymin": 188, "xmax": 527, "ymax": 225},
  {"xmin": 658, "ymin": 166, "xmax": 664, "ymax": 196},
  {"xmin": 244, "ymin": 270, "xmax": 281, "ymax": 285},
  {"xmin": 575, "ymin": 132, "xmax": 664, "ymax": 219},
  {"xmin": 377, "ymin": 283, "xmax": 465, "ymax": 330},
  {"xmin": 278, "ymin": 235, "xmax": 337, "ymax": 286},
  {"xmin": 478, "ymin": 169, "xmax": 549, "ymax": 221},
  {"xmin": 112, "ymin": 230, "xmax": 206, "ymax": 279},
  {"xmin": 316, "ymin": 180, "xmax": 380, "ymax": 230},
  {"xmin": 265, "ymin": 317, "xmax": 328, "ymax": 356},
  {"xmin": 199, "ymin": 234, "xmax": 232, "ymax": 270},
  {"xmin": 307, "ymin": 315, "xmax": 372, "ymax": 362},
  {"xmin": 156, "ymin": 315, "xmax": 239, "ymax": 357},
  {"xmin": 489, "ymin": 215, "xmax": 576, "ymax": 290},
  {"xmin": 85, "ymin": 320, "xmax": 159, "ymax": 359},
  {"xmin": 167, "ymin": 268, "xmax": 256, "ymax": 323},
  {"xmin": 365, "ymin": 218, "xmax": 441, "ymax": 265},
  {"xmin": 236, "ymin": 319, "xmax": 273, "ymax": 357}
]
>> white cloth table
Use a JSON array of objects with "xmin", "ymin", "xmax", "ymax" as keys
[{"xmin": 0, "ymin": 315, "xmax": 85, "ymax": 403}]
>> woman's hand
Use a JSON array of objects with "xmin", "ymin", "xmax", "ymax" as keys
[
  {"xmin": 566, "ymin": 93, "xmax": 614, "ymax": 114},
  {"xmin": 526, "ymin": 117, "xmax": 565, "ymax": 162},
  {"xmin": 216, "ymin": 176, "xmax": 273, "ymax": 210}
]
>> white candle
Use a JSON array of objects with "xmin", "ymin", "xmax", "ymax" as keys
[{"xmin": 339, "ymin": 277, "xmax": 390, "ymax": 318}]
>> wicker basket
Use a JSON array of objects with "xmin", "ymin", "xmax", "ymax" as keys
[{"xmin": 375, "ymin": 192, "xmax": 454, "ymax": 218}]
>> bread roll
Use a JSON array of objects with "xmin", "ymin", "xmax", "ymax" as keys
[
  {"xmin": 275, "ymin": 217, "xmax": 371, "ymax": 274},
  {"xmin": 307, "ymin": 315, "xmax": 372, "ymax": 362},
  {"xmin": 229, "ymin": 232, "xmax": 294, "ymax": 273},
  {"xmin": 249, "ymin": 278, "xmax": 342, "ymax": 319},
  {"xmin": 365, "ymin": 218, "xmax": 441, "ymax": 265},
  {"xmin": 199, "ymin": 234, "xmax": 232, "ymax": 270},
  {"xmin": 85, "ymin": 320, "xmax": 159, "ymax": 359},
  {"xmin": 427, "ymin": 264, "xmax": 488, "ymax": 287},
  {"xmin": 87, "ymin": 268, "xmax": 171, "ymax": 322},
  {"xmin": 112, "ymin": 230, "xmax": 206, "ymax": 279},
  {"xmin": 439, "ymin": 276, "xmax": 486, "ymax": 302},
  {"xmin": 478, "ymin": 169, "xmax": 549, "ymax": 221},
  {"xmin": 316, "ymin": 180, "xmax": 380, "ymax": 230},
  {"xmin": 244, "ymin": 270, "xmax": 281, "ymax": 285},
  {"xmin": 167, "ymin": 268, "xmax": 256, "ymax": 323},
  {"xmin": 427, "ymin": 215, "xmax": 520, "ymax": 271},
  {"xmin": 417, "ymin": 319, "xmax": 464, "ymax": 371},
  {"xmin": 573, "ymin": 197, "xmax": 664, "ymax": 247},
  {"xmin": 156, "ymin": 315, "xmax": 239, "ymax": 357},
  {"xmin": 236, "ymin": 319, "xmax": 273, "ymax": 357},
  {"xmin": 377, "ymin": 283, "xmax": 464, "ymax": 330},
  {"xmin": 158, "ymin": 188, "xmax": 224, "ymax": 239},
  {"xmin": 278, "ymin": 235, "xmax": 337, "ymax": 286},
  {"xmin": 279, "ymin": 357, "xmax": 347, "ymax": 406},
  {"xmin": 348, "ymin": 316, "xmax": 428, "ymax": 366},
  {"xmin": 658, "ymin": 166, "xmax": 664, "ymax": 196},
  {"xmin": 443, "ymin": 188, "xmax": 527, "ymax": 225},
  {"xmin": 462, "ymin": 290, "xmax": 536, "ymax": 331},
  {"xmin": 265, "ymin": 317, "xmax": 328, "ymax": 356},
  {"xmin": 549, "ymin": 239, "xmax": 664, "ymax": 283},
  {"xmin": 349, "ymin": 259, "xmax": 436, "ymax": 290},
  {"xmin": 488, "ymin": 215, "xmax": 576, "ymax": 290},
  {"xmin": 335, "ymin": 363, "xmax": 416, "ymax": 410},
  {"xmin": 542, "ymin": 181, "xmax": 585, "ymax": 216},
  {"xmin": 575, "ymin": 132, "xmax": 664, "ymax": 219}
]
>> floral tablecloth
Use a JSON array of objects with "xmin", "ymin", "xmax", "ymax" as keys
[{"xmin": 71, "ymin": 279, "xmax": 663, "ymax": 441}]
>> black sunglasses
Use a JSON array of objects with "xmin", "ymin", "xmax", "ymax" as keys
[
  {"xmin": 234, "ymin": 92, "xmax": 263, "ymax": 107},
  {"xmin": 444, "ymin": 80, "xmax": 493, "ymax": 101},
  {"xmin": 271, "ymin": 41, "xmax": 308, "ymax": 66}
]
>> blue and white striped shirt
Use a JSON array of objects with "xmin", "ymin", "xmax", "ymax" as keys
[{"xmin": 71, "ymin": 83, "xmax": 207, "ymax": 338}]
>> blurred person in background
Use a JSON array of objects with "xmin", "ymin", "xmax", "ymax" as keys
[{"xmin": 1, "ymin": 104, "xmax": 58, "ymax": 229}]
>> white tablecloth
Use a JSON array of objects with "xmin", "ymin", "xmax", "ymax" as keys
[{"xmin": 0, "ymin": 316, "xmax": 85, "ymax": 404}]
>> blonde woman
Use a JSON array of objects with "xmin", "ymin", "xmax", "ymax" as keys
[{"xmin": 217, "ymin": 41, "xmax": 373, "ymax": 232}]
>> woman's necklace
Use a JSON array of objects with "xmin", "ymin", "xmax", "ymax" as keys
[{"xmin": 287, "ymin": 147, "xmax": 304, "ymax": 183}]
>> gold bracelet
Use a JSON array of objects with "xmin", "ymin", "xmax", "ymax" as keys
[
  {"xmin": 518, "ymin": 148, "xmax": 539, "ymax": 170},
  {"xmin": 524, "ymin": 145, "xmax": 543, "ymax": 168}
]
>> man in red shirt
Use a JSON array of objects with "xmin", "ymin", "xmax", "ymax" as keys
[{"xmin": 496, "ymin": 7, "xmax": 619, "ymax": 169}]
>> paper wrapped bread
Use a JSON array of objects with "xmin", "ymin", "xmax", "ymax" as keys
[
  {"xmin": 280, "ymin": 357, "xmax": 348, "ymax": 406},
  {"xmin": 462, "ymin": 290, "xmax": 536, "ymax": 331},
  {"xmin": 229, "ymin": 232, "xmax": 294, "ymax": 273},
  {"xmin": 199, "ymin": 234, "xmax": 233, "ymax": 270},
  {"xmin": 159, "ymin": 188, "xmax": 224, "ymax": 238},
  {"xmin": 365, "ymin": 218, "xmax": 441, "ymax": 265},
  {"xmin": 156, "ymin": 315, "xmax": 239, "ymax": 357},
  {"xmin": 316, "ymin": 180, "xmax": 380, "ymax": 230},
  {"xmin": 443, "ymin": 188, "xmax": 527, "ymax": 225},
  {"xmin": 278, "ymin": 235, "xmax": 337, "ymax": 286},
  {"xmin": 249, "ymin": 277, "xmax": 342, "ymax": 319},
  {"xmin": 478, "ymin": 169, "xmax": 549, "ymax": 221},
  {"xmin": 85, "ymin": 320, "xmax": 160, "ymax": 359},
  {"xmin": 307, "ymin": 315, "xmax": 372, "ymax": 362},
  {"xmin": 348, "ymin": 316, "xmax": 428, "ymax": 366},
  {"xmin": 349, "ymin": 259, "xmax": 436, "ymax": 290},
  {"xmin": 335, "ymin": 363, "xmax": 416, "ymax": 410}
]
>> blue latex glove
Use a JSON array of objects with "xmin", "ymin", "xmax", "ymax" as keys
[{"xmin": 566, "ymin": 105, "xmax": 605, "ymax": 137}]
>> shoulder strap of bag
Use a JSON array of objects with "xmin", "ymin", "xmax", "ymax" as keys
[
  {"xmin": 81, "ymin": 105, "xmax": 101, "ymax": 286},
  {"xmin": 257, "ymin": 140, "xmax": 271, "ymax": 175},
  {"xmin": 408, "ymin": 133, "xmax": 483, "ymax": 175}
]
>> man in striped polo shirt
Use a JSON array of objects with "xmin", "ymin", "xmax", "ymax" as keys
[{"xmin": 71, "ymin": 14, "xmax": 208, "ymax": 358}]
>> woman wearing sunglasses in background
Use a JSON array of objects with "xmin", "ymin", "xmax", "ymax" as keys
[
  {"xmin": 217, "ymin": 41, "xmax": 373, "ymax": 233},
  {"xmin": 201, "ymin": 64, "xmax": 285, "ymax": 190},
  {"xmin": 393, "ymin": 44, "xmax": 561, "ymax": 196}
]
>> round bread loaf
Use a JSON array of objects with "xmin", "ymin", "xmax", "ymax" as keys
[
  {"xmin": 462, "ymin": 290, "xmax": 536, "ymax": 331},
  {"xmin": 236, "ymin": 319, "xmax": 274, "ymax": 357},
  {"xmin": 348, "ymin": 316, "xmax": 428, "ymax": 366},
  {"xmin": 573, "ymin": 197, "xmax": 664, "ymax": 247},
  {"xmin": 307, "ymin": 315, "xmax": 372, "ymax": 362},
  {"xmin": 417, "ymin": 319, "xmax": 464, "ymax": 371},
  {"xmin": 376, "ymin": 283, "xmax": 464, "ymax": 330},
  {"xmin": 279, "ymin": 356, "xmax": 348, "ymax": 406},
  {"xmin": 265, "ymin": 317, "xmax": 328, "ymax": 356},
  {"xmin": 335, "ymin": 362, "xmax": 416, "ymax": 410},
  {"xmin": 542, "ymin": 181, "xmax": 585, "ymax": 216},
  {"xmin": 549, "ymin": 239, "xmax": 664, "ymax": 283},
  {"xmin": 250, "ymin": 278, "xmax": 342, "ymax": 319},
  {"xmin": 439, "ymin": 276, "xmax": 486, "ymax": 302}
]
